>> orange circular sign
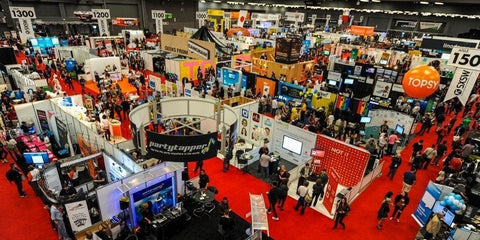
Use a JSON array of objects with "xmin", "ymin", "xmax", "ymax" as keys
[{"xmin": 402, "ymin": 65, "xmax": 440, "ymax": 98}]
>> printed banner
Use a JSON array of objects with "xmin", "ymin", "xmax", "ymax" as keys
[
  {"xmin": 132, "ymin": 178, "xmax": 174, "ymax": 225},
  {"xmin": 36, "ymin": 109, "xmax": 50, "ymax": 132},
  {"xmin": 146, "ymin": 131, "xmax": 218, "ymax": 162},
  {"xmin": 413, "ymin": 181, "xmax": 442, "ymax": 227},
  {"xmin": 19, "ymin": 18, "xmax": 34, "ymax": 39},
  {"xmin": 419, "ymin": 22, "xmax": 443, "ymax": 31},
  {"xmin": 323, "ymin": 168, "xmax": 339, "ymax": 215},
  {"xmin": 55, "ymin": 118, "xmax": 68, "ymax": 148},
  {"xmin": 65, "ymin": 200, "xmax": 92, "ymax": 232},
  {"xmin": 97, "ymin": 18, "xmax": 110, "ymax": 36},
  {"xmin": 443, "ymin": 68, "xmax": 479, "ymax": 105}
]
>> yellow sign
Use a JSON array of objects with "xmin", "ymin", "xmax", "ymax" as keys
[
  {"xmin": 179, "ymin": 59, "xmax": 216, "ymax": 81},
  {"xmin": 208, "ymin": 9, "xmax": 224, "ymax": 17}
]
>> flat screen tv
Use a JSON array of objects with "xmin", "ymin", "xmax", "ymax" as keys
[
  {"xmin": 432, "ymin": 201, "xmax": 455, "ymax": 227},
  {"xmin": 344, "ymin": 78, "xmax": 354, "ymax": 84},
  {"xmin": 380, "ymin": 59, "xmax": 388, "ymax": 65},
  {"xmin": 360, "ymin": 116, "xmax": 372, "ymax": 123},
  {"xmin": 324, "ymin": 50, "xmax": 330, "ymax": 55},
  {"xmin": 395, "ymin": 124, "xmax": 404, "ymax": 135},
  {"xmin": 366, "ymin": 67, "xmax": 375, "ymax": 74},
  {"xmin": 328, "ymin": 80, "xmax": 337, "ymax": 86},
  {"xmin": 24, "ymin": 152, "xmax": 49, "ymax": 164},
  {"xmin": 282, "ymin": 135, "xmax": 303, "ymax": 155}
]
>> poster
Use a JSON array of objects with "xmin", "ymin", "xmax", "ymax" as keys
[
  {"xmin": 36, "ymin": 109, "xmax": 50, "ymax": 132},
  {"xmin": 64, "ymin": 200, "xmax": 92, "ymax": 232},
  {"xmin": 132, "ymin": 177, "xmax": 174, "ymax": 226},
  {"xmin": 413, "ymin": 181, "xmax": 442, "ymax": 226},
  {"xmin": 146, "ymin": 131, "xmax": 218, "ymax": 162},
  {"xmin": 55, "ymin": 118, "xmax": 68, "ymax": 148},
  {"xmin": 373, "ymin": 81, "xmax": 392, "ymax": 98},
  {"xmin": 240, "ymin": 108, "xmax": 250, "ymax": 140}
]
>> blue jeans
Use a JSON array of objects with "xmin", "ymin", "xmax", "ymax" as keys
[
  {"xmin": 261, "ymin": 166, "xmax": 269, "ymax": 178},
  {"xmin": 295, "ymin": 196, "xmax": 306, "ymax": 215}
]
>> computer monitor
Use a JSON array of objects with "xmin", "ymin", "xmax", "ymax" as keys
[
  {"xmin": 366, "ymin": 67, "xmax": 375, "ymax": 74},
  {"xmin": 380, "ymin": 60, "xmax": 388, "ymax": 65},
  {"xmin": 395, "ymin": 124, "xmax": 404, "ymax": 135},
  {"xmin": 24, "ymin": 152, "xmax": 50, "ymax": 164},
  {"xmin": 432, "ymin": 201, "xmax": 455, "ymax": 227},
  {"xmin": 360, "ymin": 116, "xmax": 372, "ymax": 123},
  {"xmin": 344, "ymin": 78, "xmax": 354, "ymax": 84},
  {"xmin": 328, "ymin": 80, "xmax": 337, "ymax": 86},
  {"xmin": 324, "ymin": 50, "xmax": 330, "ymax": 55},
  {"xmin": 407, "ymin": 98, "xmax": 414, "ymax": 103}
]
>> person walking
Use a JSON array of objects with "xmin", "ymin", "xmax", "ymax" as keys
[
  {"xmin": 386, "ymin": 131, "xmax": 399, "ymax": 156},
  {"xmin": 422, "ymin": 145, "xmax": 437, "ymax": 170},
  {"xmin": 267, "ymin": 181, "xmax": 282, "ymax": 221},
  {"xmin": 260, "ymin": 153, "xmax": 270, "ymax": 178},
  {"xmin": 410, "ymin": 140, "xmax": 424, "ymax": 164},
  {"xmin": 333, "ymin": 197, "xmax": 350, "ymax": 229},
  {"xmin": 27, "ymin": 165, "xmax": 41, "ymax": 196},
  {"xmin": 424, "ymin": 212, "xmax": 444, "ymax": 240},
  {"xmin": 51, "ymin": 202, "xmax": 70, "ymax": 240},
  {"xmin": 294, "ymin": 181, "xmax": 309, "ymax": 215},
  {"xmin": 433, "ymin": 141, "xmax": 447, "ymax": 167},
  {"xmin": 377, "ymin": 198, "xmax": 391, "ymax": 230},
  {"xmin": 402, "ymin": 168, "xmax": 417, "ymax": 193},
  {"xmin": 278, "ymin": 182, "xmax": 288, "ymax": 211},
  {"xmin": 387, "ymin": 153, "xmax": 402, "ymax": 180},
  {"xmin": 390, "ymin": 192, "xmax": 410, "ymax": 222},
  {"xmin": 310, "ymin": 178, "xmax": 324, "ymax": 207},
  {"xmin": 6, "ymin": 163, "xmax": 27, "ymax": 197},
  {"xmin": 218, "ymin": 210, "xmax": 235, "ymax": 240}
]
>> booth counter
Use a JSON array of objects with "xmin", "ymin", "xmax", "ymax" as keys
[{"xmin": 109, "ymin": 120, "xmax": 122, "ymax": 137}]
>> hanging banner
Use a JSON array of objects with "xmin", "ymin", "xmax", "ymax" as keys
[
  {"xmin": 36, "ymin": 109, "xmax": 50, "ymax": 132},
  {"xmin": 413, "ymin": 181, "xmax": 442, "ymax": 227},
  {"xmin": 64, "ymin": 200, "xmax": 92, "ymax": 232},
  {"xmin": 18, "ymin": 18, "xmax": 34, "ymax": 39},
  {"xmin": 92, "ymin": 9, "xmax": 110, "ymax": 36},
  {"xmin": 10, "ymin": 7, "xmax": 37, "ymax": 42},
  {"xmin": 421, "ymin": 38, "xmax": 478, "ymax": 52},
  {"xmin": 152, "ymin": 10, "xmax": 165, "ymax": 34},
  {"xmin": 443, "ymin": 68, "xmax": 479, "ymax": 105},
  {"xmin": 160, "ymin": 34, "xmax": 216, "ymax": 62},
  {"xmin": 237, "ymin": 10, "xmax": 248, "ymax": 27},
  {"xmin": 146, "ymin": 131, "xmax": 218, "ymax": 162},
  {"xmin": 111, "ymin": 18, "xmax": 138, "ymax": 27}
]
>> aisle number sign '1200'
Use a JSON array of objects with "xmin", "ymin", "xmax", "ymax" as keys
[{"xmin": 92, "ymin": 9, "xmax": 110, "ymax": 36}]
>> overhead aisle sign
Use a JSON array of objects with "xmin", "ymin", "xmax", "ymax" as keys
[
  {"xmin": 92, "ymin": 9, "xmax": 110, "ymax": 36},
  {"xmin": 9, "ymin": 6, "xmax": 36, "ymax": 42},
  {"xmin": 152, "ymin": 10, "xmax": 165, "ymax": 34},
  {"xmin": 444, "ymin": 47, "xmax": 480, "ymax": 105}
]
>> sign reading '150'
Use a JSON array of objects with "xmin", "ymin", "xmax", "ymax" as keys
[
  {"xmin": 448, "ymin": 47, "xmax": 480, "ymax": 71},
  {"xmin": 9, "ymin": 7, "xmax": 36, "ymax": 19}
]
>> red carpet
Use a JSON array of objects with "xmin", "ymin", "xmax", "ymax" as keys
[
  {"xmin": 0, "ymin": 156, "xmax": 58, "ymax": 240},
  {"xmin": 198, "ymin": 111, "xmax": 461, "ymax": 240}
]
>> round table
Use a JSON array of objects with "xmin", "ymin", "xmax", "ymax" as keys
[{"xmin": 192, "ymin": 190, "xmax": 215, "ymax": 204}]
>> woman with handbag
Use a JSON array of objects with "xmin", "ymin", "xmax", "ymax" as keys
[{"xmin": 294, "ymin": 181, "xmax": 309, "ymax": 215}]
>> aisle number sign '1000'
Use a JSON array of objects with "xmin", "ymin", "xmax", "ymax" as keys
[
  {"xmin": 92, "ymin": 9, "xmax": 110, "ymax": 36},
  {"xmin": 9, "ymin": 6, "xmax": 36, "ymax": 41}
]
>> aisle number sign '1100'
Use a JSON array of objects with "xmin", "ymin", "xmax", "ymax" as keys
[
  {"xmin": 91, "ymin": 9, "xmax": 110, "ymax": 36},
  {"xmin": 9, "ymin": 6, "xmax": 36, "ymax": 41}
]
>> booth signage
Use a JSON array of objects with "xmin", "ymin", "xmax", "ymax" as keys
[
  {"xmin": 55, "ymin": 118, "xmax": 68, "ymax": 149},
  {"xmin": 268, "ymin": 14, "xmax": 280, "ymax": 21},
  {"xmin": 392, "ymin": 19, "xmax": 417, "ymax": 29},
  {"xmin": 64, "ymin": 200, "xmax": 92, "ymax": 232},
  {"xmin": 9, "ymin": 6, "xmax": 36, "ymax": 19},
  {"xmin": 146, "ymin": 131, "xmax": 218, "ymax": 162},
  {"xmin": 224, "ymin": 12, "xmax": 231, "ymax": 19},
  {"xmin": 323, "ymin": 168, "xmax": 339, "ymax": 214},
  {"xmin": 419, "ymin": 22, "xmax": 443, "ymax": 31},
  {"xmin": 285, "ymin": 12, "xmax": 305, "ymax": 22},
  {"xmin": 19, "ymin": 18, "xmax": 34, "ymax": 38},
  {"xmin": 420, "ymin": 38, "xmax": 477, "ymax": 52},
  {"xmin": 161, "ymin": 34, "xmax": 216, "ymax": 62},
  {"xmin": 92, "ymin": 9, "xmax": 110, "ymax": 19},
  {"xmin": 443, "ymin": 67, "xmax": 479, "ymax": 105},
  {"xmin": 187, "ymin": 40, "xmax": 210, "ymax": 60},
  {"xmin": 448, "ymin": 47, "xmax": 480, "ymax": 71},
  {"xmin": 413, "ymin": 181, "xmax": 441, "ymax": 227},
  {"xmin": 36, "ymin": 109, "xmax": 50, "ymax": 132}
]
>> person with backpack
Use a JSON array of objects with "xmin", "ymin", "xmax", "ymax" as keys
[{"xmin": 6, "ymin": 163, "xmax": 27, "ymax": 197}]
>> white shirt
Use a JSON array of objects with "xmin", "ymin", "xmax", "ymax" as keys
[
  {"xmin": 271, "ymin": 99, "xmax": 278, "ymax": 109},
  {"xmin": 327, "ymin": 115, "xmax": 335, "ymax": 126},
  {"xmin": 29, "ymin": 168, "xmax": 41, "ymax": 182},
  {"xmin": 298, "ymin": 185, "xmax": 308, "ymax": 197}
]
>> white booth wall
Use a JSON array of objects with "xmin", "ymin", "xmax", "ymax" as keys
[
  {"xmin": 85, "ymin": 56, "xmax": 122, "ymax": 80},
  {"xmin": 271, "ymin": 119, "xmax": 317, "ymax": 165}
]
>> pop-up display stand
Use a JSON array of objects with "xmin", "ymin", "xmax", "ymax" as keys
[{"xmin": 85, "ymin": 56, "xmax": 122, "ymax": 81}]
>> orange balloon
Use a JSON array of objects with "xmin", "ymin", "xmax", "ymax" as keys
[{"xmin": 402, "ymin": 65, "xmax": 440, "ymax": 98}]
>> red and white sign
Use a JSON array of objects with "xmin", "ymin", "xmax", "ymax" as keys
[
  {"xmin": 323, "ymin": 168, "xmax": 339, "ymax": 214},
  {"xmin": 315, "ymin": 135, "xmax": 370, "ymax": 187},
  {"xmin": 237, "ymin": 10, "xmax": 248, "ymax": 27}
]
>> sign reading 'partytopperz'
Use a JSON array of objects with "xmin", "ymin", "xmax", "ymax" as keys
[{"xmin": 146, "ymin": 131, "xmax": 218, "ymax": 162}]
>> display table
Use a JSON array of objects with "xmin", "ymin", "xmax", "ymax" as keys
[
  {"xmin": 109, "ymin": 120, "xmax": 122, "ymax": 137},
  {"xmin": 17, "ymin": 135, "xmax": 58, "ymax": 162},
  {"xmin": 152, "ymin": 208, "xmax": 187, "ymax": 240},
  {"xmin": 192, "ymin": 190, "xmax": 215, "ymax": 204}
]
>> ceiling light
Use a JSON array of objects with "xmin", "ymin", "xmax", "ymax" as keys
[
  {"xmin": 434, "ymin": 2, "xmax": 444, "ymax": 5},
  {"xmin": 360, "ymin": 0, "xmax": 369, "ymax": 2},
  {"xmin": 371, "ymin": 0, "xmax": 381, "ymax": 2},
  {"xmin": 419, "ymin": 1, "xmax": 429, "ymax": 4}
]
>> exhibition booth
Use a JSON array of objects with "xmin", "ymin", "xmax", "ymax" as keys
[{"xmin": 251, "ymin": 55, "xmax": 314, "ymax": 83}]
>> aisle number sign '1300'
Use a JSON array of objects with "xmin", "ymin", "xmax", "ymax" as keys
[
  {"xmin": 92, "ymin": 9, "xmax": 110, "ymax": 36},
  {"xmin": 9, "ymin": 6, "xmax": 36, "ymax": 40}
]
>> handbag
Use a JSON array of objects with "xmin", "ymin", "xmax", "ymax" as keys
[{"xmin": 305, "ymin": 190, "xmax": 313, "ymax": 203}]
